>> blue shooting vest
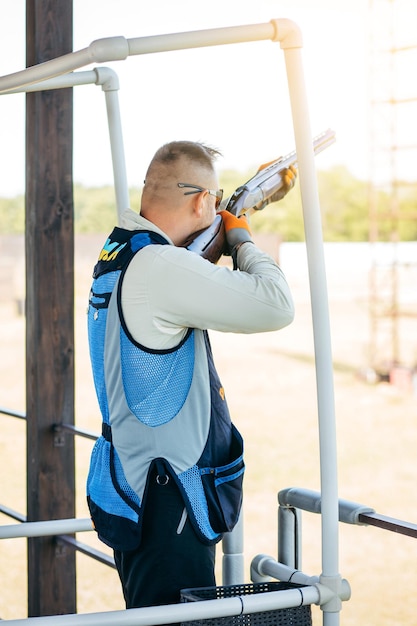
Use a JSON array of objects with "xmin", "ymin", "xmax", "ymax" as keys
[{"xmin": 86, "ymin": 227, "xmax": 244, "ymax": 551}]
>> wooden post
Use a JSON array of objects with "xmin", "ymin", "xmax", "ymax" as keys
[{"xmin": 25, "ymin": 0, "xmax": 76, "ymax": 616}]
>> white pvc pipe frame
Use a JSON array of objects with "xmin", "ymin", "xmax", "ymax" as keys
[
  {"xmin": 0, "ymin": 19, "xmax": 342, "ymax": 624},
  {"xmin": 4, "ymin": 66, "xmax": 130, "ymax": 223}
]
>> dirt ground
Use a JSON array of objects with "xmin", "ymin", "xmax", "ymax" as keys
[{"xmin": 0, "ymin": 234, "xmax": 416, "ymax": 624}]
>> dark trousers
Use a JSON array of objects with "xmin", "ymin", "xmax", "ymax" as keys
[{"xmin": 114, "ymin": 470, "xmax": 216, "ymax": 620}]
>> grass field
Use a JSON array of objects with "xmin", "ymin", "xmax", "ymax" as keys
[{"xmin": 1, "ymin": 236, "xmax": 416, "ymax": 624}]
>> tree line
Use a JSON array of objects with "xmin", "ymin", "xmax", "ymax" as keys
[{"xmin": 1, "ymin": 166, "xmax": 417, "ymax": 241}]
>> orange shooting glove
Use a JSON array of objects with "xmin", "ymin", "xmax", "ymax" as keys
[
  {"xmin": 218, "ymin": 211, "xmax": 253, "ymax": 264},
  {"xmin": 269, "ymin": 164, "xmax": 298, "ymax": 204}
]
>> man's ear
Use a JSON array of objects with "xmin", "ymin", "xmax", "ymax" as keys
[{"xmin": 192, "ymin": 190, "xmax": 207, "ymax": 218}]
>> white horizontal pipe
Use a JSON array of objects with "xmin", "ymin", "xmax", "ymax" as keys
[
  {"xmin": 251, "ymin": 553, "xmax": 319, "ymax": 586},
  {"xmin": 0, "ymin": 517, "xmax": 92, "ymax": 539},
  {"xmin": 0, "ymin": 39, "xmax": 129, "ymax": 93},
  {"xmin": 251, "ymin": 554, "xmax": 351, "ymax": 604},
  {"xmin": 127, "ymin": 22, "xmax": 276, "ymax": 55},
  {"xmin": 1, "ymin": 67, "xmax": 120, "ymax": 96},
  {"xmin": 2, "ymin": 71, "xmax": 98, "ymax": 94},
  {"xmin": 2, "ymin": 587, "xmax": 318, "ymax": 626},
  {"xmin": 0, "ymin": 20, "xmax": 301, "ymax": 94}
]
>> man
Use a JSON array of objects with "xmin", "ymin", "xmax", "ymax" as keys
[{"xmin": 86, "ymin": 140, "xmax": 295, "ymax": 612}]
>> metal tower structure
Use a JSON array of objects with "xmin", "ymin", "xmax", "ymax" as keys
[{"xmin": 367, "ymin": 0, "xmax": 417, "ymax": 381}]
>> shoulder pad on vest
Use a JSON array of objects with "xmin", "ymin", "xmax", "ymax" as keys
[{"xmin": 93, "ymin": 228, "xmax": 169, "ymax": 278}]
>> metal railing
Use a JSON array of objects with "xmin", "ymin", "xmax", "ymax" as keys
[
  {"xmin": 1, "ymin": 404, "xmax": 245, "ymax": 579},
  {"xmin": 0, "ymin": 582, "xmax": 322, "ymax": 626},
  {"xmin": 277, "ymin": 487, "xmax": 417, "ymax": 572},
  {"xmin": 3, "ymin": 487, "xmax": 416, "ymax": 624}
]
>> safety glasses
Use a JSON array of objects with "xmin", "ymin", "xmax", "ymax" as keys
[{"xmin": 178, "ymin": 182, "xmax": 223, "ymax": 209}]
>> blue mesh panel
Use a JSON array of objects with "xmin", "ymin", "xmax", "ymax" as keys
[
  {"xmin": 178, "ymin": 466, "xmax": 219, "ymax": 541},
  {"xmin": 120, "ymin": 330, "xmax": 195, "ymax": 426},
  {"xmin": 87, "ymin": 436, "xmax": 140, "ymax": 522},
  {"xmin": 131, "ymin": 232, "xmax": 156, "ymax": 252},
  {"xmin": 88, "ymin": 272, "xmax": 120, "ymax": 424}
]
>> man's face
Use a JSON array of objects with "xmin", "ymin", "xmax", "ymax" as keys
[
  {"xmin": 198, "ymin": 172, "xmax": 222, "ymax": 229},
  {"xmin": 174, "ymin": 161, "xmax": 222, "ymax": 239},
  {"xmin": 201, "ymin": 189, "xmax": 218, "ymax": 229}
]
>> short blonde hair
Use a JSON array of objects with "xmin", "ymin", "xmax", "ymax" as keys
[
  {"xmin": 141, "ymin": 141, "xmax": 222, "ymax": 211},
  {"xmin": 145, "ymin": 141, "xmax": 222, "ymax": 179}
]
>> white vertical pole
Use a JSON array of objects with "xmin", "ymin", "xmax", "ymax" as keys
[
  {"xmin": 222, "ymin": 511, "xmax": 245, "ymax": 584},
  {"xmin": 103, "ymin": 89, "xmax": 129, "ymax": 224},
  {"xmin": 94, "ymin": 68, "xmax": 130, "ymax": 224},
  {"xmin": 274, "ymin": 18, "xmax": 341, "ymax": 624}
]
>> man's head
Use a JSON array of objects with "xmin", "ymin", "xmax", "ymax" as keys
[{"xmin": 141, "ymin": 141, "xmax": 223, "ymax": 245}]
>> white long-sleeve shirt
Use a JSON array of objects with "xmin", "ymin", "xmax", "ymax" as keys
[{"xmin": 120, "ymin": 208, "xmax": 294, "ymax": 351}]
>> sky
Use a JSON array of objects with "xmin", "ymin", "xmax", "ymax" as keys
[{"xmin": 0, "ymin": 0, "xmax": 411, "ymax": 197}]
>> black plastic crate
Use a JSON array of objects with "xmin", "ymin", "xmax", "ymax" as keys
[{"xmin": 180, "ymin": 581, "xmax": 312, "ymax": 626}]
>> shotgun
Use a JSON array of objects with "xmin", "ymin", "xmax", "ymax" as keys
[{"xmin": 186, "ymin": 128, "xmax": 335, "ymax": 263}]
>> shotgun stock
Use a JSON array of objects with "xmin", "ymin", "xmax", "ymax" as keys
[{"xmin": 187, "ymin": 128, "xmax": 335, "ymax": 263}]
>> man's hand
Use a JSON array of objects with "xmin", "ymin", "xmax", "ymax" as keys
[
  {"xmin": 269, "ymin": 165, "xmax": 297, "ymax": 204},
  {"xmin": 218, "ymin": 211, "xmax": 253, "ymax": 258}
]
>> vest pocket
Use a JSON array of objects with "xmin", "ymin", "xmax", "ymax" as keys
[
  {"xmin": 201, "ymin": 425, "xmax": 245, "ymax": 533},
  {"xmin": 87, "ymin": 497, "xmax": 142, "ymax": 551},
  {"xmin": 86, "ymin": 435, "xmax": 142, "ymax": 550}
]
